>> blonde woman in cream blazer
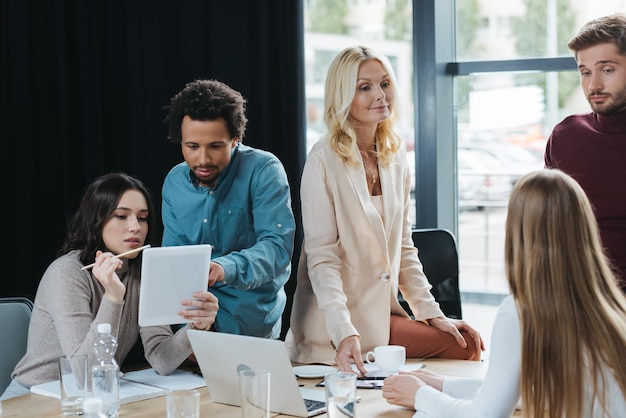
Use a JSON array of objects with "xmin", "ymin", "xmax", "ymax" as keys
[{"xmin": 284, "ymin": 46, "xmax": 483, "ymax": 375}]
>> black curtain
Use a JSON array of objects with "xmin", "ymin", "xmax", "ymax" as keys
[{"xmin": 1, "ymin": 0, "xmax": 306, "ymax": 337}]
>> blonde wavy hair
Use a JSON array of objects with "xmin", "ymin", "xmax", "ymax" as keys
[
  {"xmin": 323, "ymin": 46, "xmax": 403, "ymax": 167},
  {"xmin": 505, "ymin": 169, "xmax": 626, "ymax": 418}
]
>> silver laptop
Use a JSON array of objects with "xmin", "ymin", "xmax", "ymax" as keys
[{"xmin": 187, "ymin": 330, "xmax": 327, "ymax": 417}]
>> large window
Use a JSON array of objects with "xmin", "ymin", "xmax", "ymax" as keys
[
  {"xmin": 453, "ymin": 0, "xmax": 626, "ymax": 297},
  {"xmin": 304, "ymin": 0, "xmax": 626, "ymax": 299}
]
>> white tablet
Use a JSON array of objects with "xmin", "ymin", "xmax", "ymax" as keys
[{"xmin": 138, "ymin": 244, "xmax": 212, "ymax": 327}]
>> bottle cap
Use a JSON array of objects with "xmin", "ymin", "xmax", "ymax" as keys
[
  {"xmin": 83, "ymin": 397, "xmax": 103, "ymax": 413},
  {"xmin": 97, "ymin": 323, "xmax": 111, "ymax": 333}
]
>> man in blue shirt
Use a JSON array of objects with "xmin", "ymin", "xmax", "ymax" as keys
[{"xmin": 162, "ymin": 79, "xmax": 296, "ymax": 338}]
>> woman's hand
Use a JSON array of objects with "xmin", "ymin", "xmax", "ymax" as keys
[
  {"xmin": 398, "ymin": 369, "xmax": 444, "ymax": 391},
  {"xmin": 382, "ymin": 374, "xmax": 426, "ymax": 409},
  {"xmin": 428, "ymin": 317, "xmax": 485, "ymax": 353},
  {"xmin": 179, "ymin": 291, "xmax": 219, "ymax": 331},
  {"xmin": 335, "ymin": 335, "xmax": 367, "ymax": 375},
  {"xmin": 91, "ymin": 250, "xmax": 126, "ymax": 303}
]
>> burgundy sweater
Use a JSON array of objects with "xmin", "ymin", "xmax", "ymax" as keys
[{"xmin": 545, "ymin": 109, "xmax": 626, "ymax": 291}]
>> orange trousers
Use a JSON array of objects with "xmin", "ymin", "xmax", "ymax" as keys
[{"xmin": 389, "ymin": 314, "xmax": 481, "ymax": 361}]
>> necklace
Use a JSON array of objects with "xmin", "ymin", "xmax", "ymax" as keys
[
  {"xmin": 359, "ymin": 145, "xmax": 378, "ymax": 185},
  {"xmin": 363, "ymin": 161, "xmax": 376, "ymax": 184},
  {"xmin": 362, "ymin": 159, "xmax": 377, "ymax": 184}
]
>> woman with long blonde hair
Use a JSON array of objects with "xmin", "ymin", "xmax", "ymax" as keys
[
  {"xmin": 383, "ymin": 169, "xmax": 626, "ymax": 417},
  {"xmin": 285, "ymin": 45, "xmax": 484, "ymax": 375}
]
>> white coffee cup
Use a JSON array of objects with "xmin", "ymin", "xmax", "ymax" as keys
[{"xmin": 365, "ymin": 345, "xmax": 406, "ymax": 371}]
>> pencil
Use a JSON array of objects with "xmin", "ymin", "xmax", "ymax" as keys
[{"xmin": 80, "ymin": 244, "xmax": 151, "ymax": 270}]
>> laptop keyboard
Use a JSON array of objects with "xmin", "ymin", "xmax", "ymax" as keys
[{"xmin": 304, "ymin": 398, "xmax": 326, "ymax": 412}]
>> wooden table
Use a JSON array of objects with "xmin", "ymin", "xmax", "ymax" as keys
[{"xmin": 1, "ymin": 359, "xmax": 522, "ymax": 417}]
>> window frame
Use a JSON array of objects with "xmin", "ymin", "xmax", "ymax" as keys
[{"xmin": 412, "ymin": 0, "xmax": 578, "ymax": 237}]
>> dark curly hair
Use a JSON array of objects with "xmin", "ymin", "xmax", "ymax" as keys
[
  {"xmin": 164, "ymin": 79, "xmax": 248, "ymax": 144},
  {"xmin": 58, "ymin": 172, "xmax": 155, "ymax": 266}
]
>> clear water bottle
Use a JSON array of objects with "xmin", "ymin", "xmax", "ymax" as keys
[
  {"xmin": 92, "ymin": 323, "xmax": 120, "ymax": 418},
  {"xmin": 82, "ymin": 397, "xmax": 106, "ymax": 418}
]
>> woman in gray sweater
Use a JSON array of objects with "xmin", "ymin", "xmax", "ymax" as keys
[{"xmin": 1, "ymin": 173, "xmax": 218, "ymax": 400}]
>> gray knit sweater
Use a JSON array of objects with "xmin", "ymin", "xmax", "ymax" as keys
[{"xmin": 12, "ymin": 251, "xmax": 193, "ymax": 387}]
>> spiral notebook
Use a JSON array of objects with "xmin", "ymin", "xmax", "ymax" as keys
[{"xmin": 30, "ymin": 368, "xmax": 205, "ymax": 404}]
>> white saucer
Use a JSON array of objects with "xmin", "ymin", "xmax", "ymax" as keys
[{"xmin": 292, "ymin": 365, "xmax": 338, "ymax": 378}]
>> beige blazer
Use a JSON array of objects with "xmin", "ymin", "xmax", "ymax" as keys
[{"xmin": 285, "ymin": 138, "xmax": 443, "ymax": 365}]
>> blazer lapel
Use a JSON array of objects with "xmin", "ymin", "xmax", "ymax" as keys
[
  {"xmin": 380, "ymin": 159, "xmax": 400, "ymax": 239},
  {"xmin": 346, "ymin": 159, "xmax": 390, "ymax": 265}
]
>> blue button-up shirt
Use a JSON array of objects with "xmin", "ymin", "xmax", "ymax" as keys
[{"xmin": 161, "ymin": 144, "xmax": 296, "ymax": 338}]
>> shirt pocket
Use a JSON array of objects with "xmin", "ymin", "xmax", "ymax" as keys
[{"xmin": 216, "ymin": 207, "xmax": 251, "ymax": 250}]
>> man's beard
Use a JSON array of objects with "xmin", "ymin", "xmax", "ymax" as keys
[{"xmin": 588, "ymin": 84, "xmax": 626, "ymax": 116}]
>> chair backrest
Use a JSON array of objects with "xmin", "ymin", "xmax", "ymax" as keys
[
  {"xmin": 399, "ymin": 229, "xmax": 462, "ymax": 319},
  {"xmin": 0, "ymin": 297, "xmax": 33, "ymax": 393}
]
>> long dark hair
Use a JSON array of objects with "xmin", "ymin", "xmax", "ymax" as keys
[{"xmin": 58, "ymin": 172, "xmax": 155, "ymax": 265}]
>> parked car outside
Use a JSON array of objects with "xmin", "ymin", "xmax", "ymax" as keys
[
  {"xmin": 458, "ymin": 140, "xmax": 543, "ymax": 185},
  {"xmin": 457, "ymin": 147, "xmax": 513, "ymax": 211},
  {"xmin": 406, "ymin": 146, "xmax": 511, "ymax": 212}
]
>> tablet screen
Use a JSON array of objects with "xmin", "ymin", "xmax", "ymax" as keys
[{"xmin": 138, "ymin": 244, "xmax": 212, "ymax": 327}]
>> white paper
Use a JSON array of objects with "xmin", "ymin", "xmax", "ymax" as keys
[{"xmin": 31, "ymin": 369, "xmax": 206, "ymax": 404}]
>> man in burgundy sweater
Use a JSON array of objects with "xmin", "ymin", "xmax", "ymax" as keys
[{"xmin": 545, "ymin": 13, "xmax": 626, "ymax": 292}]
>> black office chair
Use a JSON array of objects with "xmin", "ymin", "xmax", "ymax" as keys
[
  {"xmin": 0, "ymin": 297, "xmax": 34, "ymax": 393},
  {"xmin": 399, "ymin": 228, "xmax": 463, "ymax": 319}
]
